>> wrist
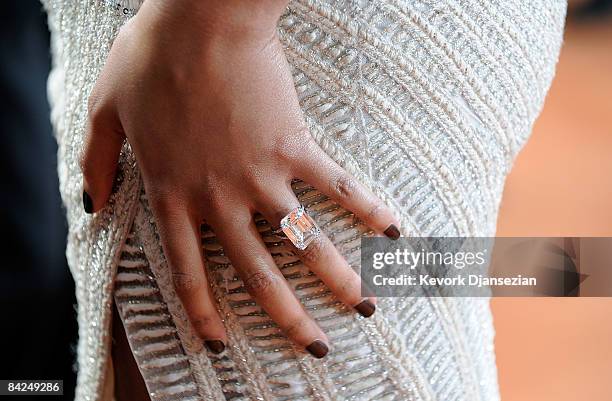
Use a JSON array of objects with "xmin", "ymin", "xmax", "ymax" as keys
[{"xmin": 142, "ymin": 0, "xmax": 288, "ymax": 43}]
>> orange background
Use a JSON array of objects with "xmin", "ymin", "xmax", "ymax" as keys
[{"xmin": 493, "ymin": 14, "xmax": 612, "ymax": 401}]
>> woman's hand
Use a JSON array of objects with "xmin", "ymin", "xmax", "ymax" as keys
[{"xmin": 81, "ymin": 0, "xmax": 400, "ymax": 358}]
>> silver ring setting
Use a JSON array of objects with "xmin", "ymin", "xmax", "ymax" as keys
[{"xmin": 279, "ymin": 206, "xmax": 321, "ymax": 250}]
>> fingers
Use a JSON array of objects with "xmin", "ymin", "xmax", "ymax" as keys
[
  {"xmin": 259, "ymin": 194, "xmax": 376, "ymax": 319},
  {"xmin": 296, "ymin": 234, "xmax": 377, "ymax": 317},
  {"xmin": 81, "ymin": 100, "xmax": 125, "ymax": 214},
  {"xmin": 149, "ymin": 198, "xmax": 227, "ymax": 354},
  {"xmin": 209, "ymin": 211, "xmax": 329, "ymax": 358},
  {"xmin": 295, "ymin": 139, "xmax": 401, "ymax": 239}
]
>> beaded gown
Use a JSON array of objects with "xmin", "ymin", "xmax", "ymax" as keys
[{"xmin": 43, "ymin": 1, "xmax": 567, "ymax": 400}]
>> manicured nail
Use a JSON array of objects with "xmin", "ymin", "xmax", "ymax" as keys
[
  {"xmin": 354, "ymin": 299, "xmax": 376, "ymax": 318},
  {"xmin": 384, "ymin": 224, "xmax": 400, "ymax": 240},
  {"xmin": 83, "ymin": 191, "xmax": 93, "ymax": 214},
  {"xmin": 306, "ymin": 340, "xmax": 329, "ymax": 359},
  {"xmin": 204, "ymin": 340, "xmax": 225, "ymax": 354}
]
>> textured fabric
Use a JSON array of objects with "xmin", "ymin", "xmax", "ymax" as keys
[{"xmin": 43, "ymin": 0, "xmax": 567, "ymax": 400}]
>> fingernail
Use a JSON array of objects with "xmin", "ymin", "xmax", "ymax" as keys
[
  {"xmin": 354, "ymin": 299, "xmax": 376, "ymax": 318},
  {"xmin": 384, "ymin": 224, "xmax": 400, "ymax": 240},
  {"xmin": 83, "ymin": 191, "xmax": 93, "ymax": 214},
  {"xmin": 306, "ymin": 340, "xmax": 329, "ymax": 359},
  {"xmin": 204, "ymin": 340, "xmax": 225, "ymax": 354}
]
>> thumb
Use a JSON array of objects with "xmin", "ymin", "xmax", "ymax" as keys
[{"xmin": 80, "ymin": 102, "xmax": 125, "ymax": 214}]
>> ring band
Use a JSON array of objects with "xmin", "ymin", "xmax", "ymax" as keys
[{"xmin": 279, "ymin": 206, "xmax": 321, "ymax": 250}]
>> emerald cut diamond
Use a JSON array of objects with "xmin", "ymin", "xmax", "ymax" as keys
[{"xmin": 280, "ymin": 206, "xmax": 320, "ymax": 250}]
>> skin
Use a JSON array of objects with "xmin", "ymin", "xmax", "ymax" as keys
[{"xmin": 82, "ymin": 0, "xmax": 400, "ymax": 360}]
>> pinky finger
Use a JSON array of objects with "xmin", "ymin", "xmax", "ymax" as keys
[
  {"xmin": 295, "ymin": 141, "xmax": 401, "ymax": 239},
  {"xmin": 150, "ymin": 200, "xmax": 227, "ymax": 353}
]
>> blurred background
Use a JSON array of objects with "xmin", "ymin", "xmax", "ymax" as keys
[
  {"xmin": 0, "ymin": 0, "xmax": 610, "ymax": 400},
  {"xmin": 0, "ymin": 1, "xmax": 77, "ymax": 400},
  {"xmin": 494, "ymin": 1, "xmax": 612, "ymax": 399}
]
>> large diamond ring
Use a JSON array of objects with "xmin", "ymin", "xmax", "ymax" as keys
[{"xmin": 279, "ymin": 206, "xmax": 321, "ymax": 250}]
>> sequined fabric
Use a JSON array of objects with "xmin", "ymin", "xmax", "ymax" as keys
[{"xmin": 42, "ymin": 1, "xmax": 566, "ymax": 400}]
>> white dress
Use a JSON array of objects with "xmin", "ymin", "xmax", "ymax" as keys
[{"xmin": 43, "ymin": 1, "xmax": 567, "ymax": 400}]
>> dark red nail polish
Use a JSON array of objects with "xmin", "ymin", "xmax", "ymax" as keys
[
  {"xmin": 306, "ymin": 340, "xmax": 329, "ymax": 358},
  {"xmin": 83, "ymin": 191, "xmax": 93, "ymax": 214},
  {"xmin": 354, "ymin": 299, "xmax": 376, "ymax": 318},
  {"xmin": 384, "ymin": 224, "xmax": 400, "ymax": 240},
  {"xmin": 204, "ymin": 340, "xmax": 225, "ymax": 354}
]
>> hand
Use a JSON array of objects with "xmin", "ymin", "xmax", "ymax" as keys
[{"xmin": 81, "ymin": 0, "xmax": 400, "ymax": 358}]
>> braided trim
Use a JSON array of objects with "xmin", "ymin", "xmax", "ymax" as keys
[
  {"xmin": 286, "ymin": 46, "xmax": 476, "ymax": 235},
  {"xmin": 294, "ymin": 0, "xmax": 513, "ymax": 160},
  {"xmin": 380, "ymin": 0, "xmax": 516, "ymax": 178},
  {"xmin": 440, "ymin": 0, "xmax": 537, "ymax": 114},
  {"xmin": 209, "ymin": 272, "xmax": 278, "ymax": 401},
  {"xmin": 473, "ymin": 0, "xmax": 541, "ymax": 82},
  {"xmin": 294, "ymin": 353, "xmax": 338, "ymax": 401},
  {"xmin": 358, "ymin": 302, "xmax": 436, "ymax": 401},
  {"xmin": 390, "ymin": 0, "xmax": 524, "ymax": 146},
  {"xmin": 427, "ymin": 297, "xmax": 483, "ymax": 401},
  {"xmin": 304, "ymin": 116, "xmax": 422, "ymax": 237}
]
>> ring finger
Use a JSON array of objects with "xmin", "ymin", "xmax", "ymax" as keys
[{"xmin": 258, "ymin": 189, "xmax": 377, "ymax": 319}]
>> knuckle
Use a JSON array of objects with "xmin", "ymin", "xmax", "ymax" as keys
[
  {"xmin": 243, "ymin": 269, "xmax": 280, "ymax": 298},
  {"xmin": 339, "ymin": 275, "xmax": 361, "ymax": 299},
  {"xmin": 190, "ymin": 314, "xmax": 216, "ymax": 332},
  {"xmin": 172, "ymin": 271, "xmax": 204, "ymax": 295},
  {"xmin": 367, "ymin": 203, "xmax": 384, "ymax": 220},
  {"xmin": 203, "ymin": 191, "xmax": 225, "ymax": 215},
  {"xmin": 240, "ymin": 164, "xmax": 265, "ymax": 189},
  {"xmin": 274, "ymin": 125, "xmax": 311, "ymax": 163},
  {"xmin": 297, "ymin": 235, "xmax": 324, "ymax": 265},
  {"xmin": 201, "ymin": 183, "xmax": 233, "ymax": 216},
  {"xmin": 283, "ymin": 317, "xmax": 309, "ymax": 338},
  {"xmin": 274, "ymin": 136, "xmax": 297, "ymax": 163},
  {"xmin": 292, "ymin": 125, "xmax": 311, "ymax": 141},
  {"xmin": 148, "ymin": 187, "xmax": 187, "ymax": 216},
  {"xmin": 330, "ymin": 174, "xmax": 356, "ymax": 200},
  {"xmin": 144, "ymin": 164, "xmax": 182, "ymax": 190}
]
